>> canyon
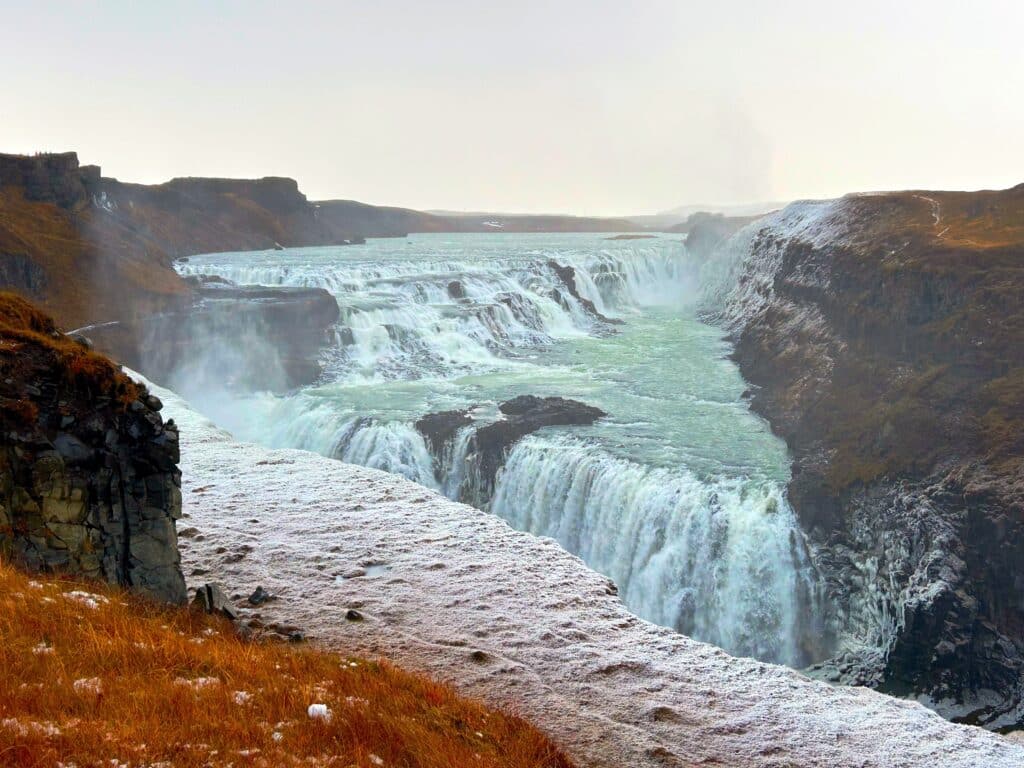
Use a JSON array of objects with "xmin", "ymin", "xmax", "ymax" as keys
[{"xmin": 2, "ymin": 151, "xmax": 1024, "ymax": 764}]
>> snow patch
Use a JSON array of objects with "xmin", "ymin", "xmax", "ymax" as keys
[{"xmin": 307, "ymin": 704, "xmax": 332, "ymax": 722}]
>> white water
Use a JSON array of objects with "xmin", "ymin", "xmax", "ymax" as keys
[{"xmin": 173, "ymin": 233, "xmax": 828, "ymax": 667}]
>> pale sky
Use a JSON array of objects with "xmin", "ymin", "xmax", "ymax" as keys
[{"xmin": 3, "ymin": 1, "xmax": 1022, "ymax": 215}]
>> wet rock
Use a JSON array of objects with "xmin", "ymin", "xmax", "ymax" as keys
[
  {"xmin": 192, "ymin": 583, "xmax": 238, "ymax": 620},
  {"xmin": 469, "ymin": 396, "xmax": 605, "ymax": 496},
  {"xmin": 547, "ymin": 260, "xmax": 623, "ymax": 325},
  {"xmin": 414, "ymin": 409, "xmax": 472, "ymax": 458},
  {"xmin": 248, "ymin": 585, "xmax": 275, "ymax": 606},
  {"xmin": 447, "ymin": 280, "xmax": 466, "ymax": 299},
  {"xmin": 415, "ymin": 396, "xmax": 606, "ymax": 504},
  {"xmin": 345, "ymin": 609, "xmax": 364, "ymax": 621}
]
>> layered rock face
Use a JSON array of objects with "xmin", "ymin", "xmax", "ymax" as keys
[
  {"xmin": 0, "ymin": 294, "xmax": 186, "ymax": 603},
  {"xmin": 0, "ymin": 152, "xmax": 190, "ymax": 333},
  {"xmin": 702, "ymin": 187, "xmax": 1024, "ymax": 727}
]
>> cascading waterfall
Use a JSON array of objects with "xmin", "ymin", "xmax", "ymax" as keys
[
  {"xmin": 490, "ymin": 435, "xmax": 821, "ymax": 667},
  {"xmin": 172, "ymin": 234, "xmax": 831, "ymax": 667},
  {"xmin": 178, "ymin": 244, "xmax": 688, "ymax": 381}
]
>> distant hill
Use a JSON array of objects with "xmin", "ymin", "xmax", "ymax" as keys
[
  {"xmin": 319, "ymin": 201, "xmax": 642, "ymax": 236},
  {"xmin": 627, "ymin": 200, "xmax": 787, "ymax": 231}
]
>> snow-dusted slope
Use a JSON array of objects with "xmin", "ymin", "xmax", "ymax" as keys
[{"xmin": 152, "ymin": 380, "xmax": 1024, "ymax": 768}]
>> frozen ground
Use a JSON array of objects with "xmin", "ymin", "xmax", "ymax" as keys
[{"xmin": 150, "ymin": 378, "xmax": 1024, "ymax": 768}]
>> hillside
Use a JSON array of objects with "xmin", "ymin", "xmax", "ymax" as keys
[
  {"xmin": 0, "ymin": 559, "xmax": 573, "ymax": 768},
  {"xmin": 0, "ymin": 154, "xmax": 189, "ymax": 331}
]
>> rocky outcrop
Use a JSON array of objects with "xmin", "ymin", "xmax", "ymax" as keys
[
  {"xmin": 0, "ymin": 154, "xmax": 190, "ymax": 336},
  {"xmin": 87, "ymin": 279, "xmax": 341, "ymax": 391},
  {"xmin": 416, "ymin": 395, "xmax": 606, "ymax": 501},
  {"xmin": 0, "ymin": 294, "xmax": 186, "ymax": 603},
  {"xmin": 0, "ymin": 152, "xmax": 101, "ymax": 211},
  {"xmin": 547, "ymin": 261, "xmax": 623, "ymax": 325},
  {"xmin": 415, "ymin": 410, "xmax": 474, "ymax": 459},
  {"xmin": 474, "ymin": 396, "xmax": 607, "ymax": 491},
  {"xmin": 707, "ymin": 186, "xmax": 1024, "ymax": 727}
]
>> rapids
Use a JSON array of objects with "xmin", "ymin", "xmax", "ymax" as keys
[{"xmin": 173, "ymin": 233, "xmax": 830, "ymax": 667}]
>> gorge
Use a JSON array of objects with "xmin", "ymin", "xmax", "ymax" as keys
[
  {"xmin": 3, "ymin": 152, "xmax": 1023, "ymax": 766},
  {"xmin": 156, "ymin": 185, "xmax": 1024, "ymax": 735}
]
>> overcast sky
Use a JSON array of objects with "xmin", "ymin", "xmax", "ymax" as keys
[{"xmin": 3, "ymin": 1, "xmax": 1022, "ymax": 215}]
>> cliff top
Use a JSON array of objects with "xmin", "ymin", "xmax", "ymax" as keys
[{"xmin": 0, "ymin": 292, "xmax": 138, "ymax": 430}]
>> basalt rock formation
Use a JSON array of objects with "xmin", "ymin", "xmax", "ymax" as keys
[
  {"xmin": 416, "ymin": 395, "xmax": 606, "ymax": 501},
  {"xmin": 0, "ymin": 293, "xmax": 186, "ymax": 603},
  {"xmin": 704, "ymin": 186, "xmax": 1024, "ymax": 727}
]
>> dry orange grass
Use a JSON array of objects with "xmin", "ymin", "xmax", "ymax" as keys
[{"xmin": 0, "ymin": 559, "xmax": 574, "ymax": 768}]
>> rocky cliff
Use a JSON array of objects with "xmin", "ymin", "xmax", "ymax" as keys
[
  {"xmin": 0, "ymin": 293, "xmax": 186, "ymax": 603},
  {"xmin": 701, "ymin": 186, "xmax": 1024, "ymax": 727},
  {"xmin": 0, "ymin": 153, "xmax": 189, "ymax": 333}
]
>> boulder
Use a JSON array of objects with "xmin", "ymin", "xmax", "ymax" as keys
[{"xmin": 192, "ymin": 583, "xmax": 238, "ymax": 620}]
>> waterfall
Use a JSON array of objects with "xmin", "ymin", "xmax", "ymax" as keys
[
  {"xmin": 489, "ymin": 434, "xmax": 821, "ymax": 667},
  {"xmin": 171, "ymin": 235, "xmax": 832, "ymax": 666},
  {"xmin": 178, "ymin": 244, "xmax": 689, "ymax": 382}
]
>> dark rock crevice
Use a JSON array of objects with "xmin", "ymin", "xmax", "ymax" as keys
[{"xmin": 547, "ymin": 261, "xmax": 623, "ymax": 325}]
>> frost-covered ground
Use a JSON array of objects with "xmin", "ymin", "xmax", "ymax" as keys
[{"xmin": 151, "ymin": 379, "xmax": 1024, "ymax": 768}]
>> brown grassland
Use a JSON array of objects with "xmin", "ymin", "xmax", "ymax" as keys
[{"xmin": 0, "ymin": 558, "xmax": 574, "ymax": 768}]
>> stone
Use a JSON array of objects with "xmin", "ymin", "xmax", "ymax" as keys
[
  {"xmin": 192, "ymin": 583, "xmax": 238, "ymax": 620},
  {"xmin": 248, "ymin": 585, "xmax": 274, "ymax": 606},
  {"xmin": 0, "ymin": 314, "xmax": 188, "ymax": 604}
]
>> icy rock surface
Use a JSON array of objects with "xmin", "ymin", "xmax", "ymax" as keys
[{"xmin": 150, "ymin": 378, "xmax": 1024, "ymax": 768}]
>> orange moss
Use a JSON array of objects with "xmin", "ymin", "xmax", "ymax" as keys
[{"xmin": 0, "ymin": 559, "xmax": 574, "ymax": 768}]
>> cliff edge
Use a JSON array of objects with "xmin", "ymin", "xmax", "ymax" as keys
[
  {"xmin": 703, "ymin": 185, "xmax": 1024, "ymax": 727},
  {"xmin": 0, "ymin": 293, "xmax": 185, "ymax": 603}
]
